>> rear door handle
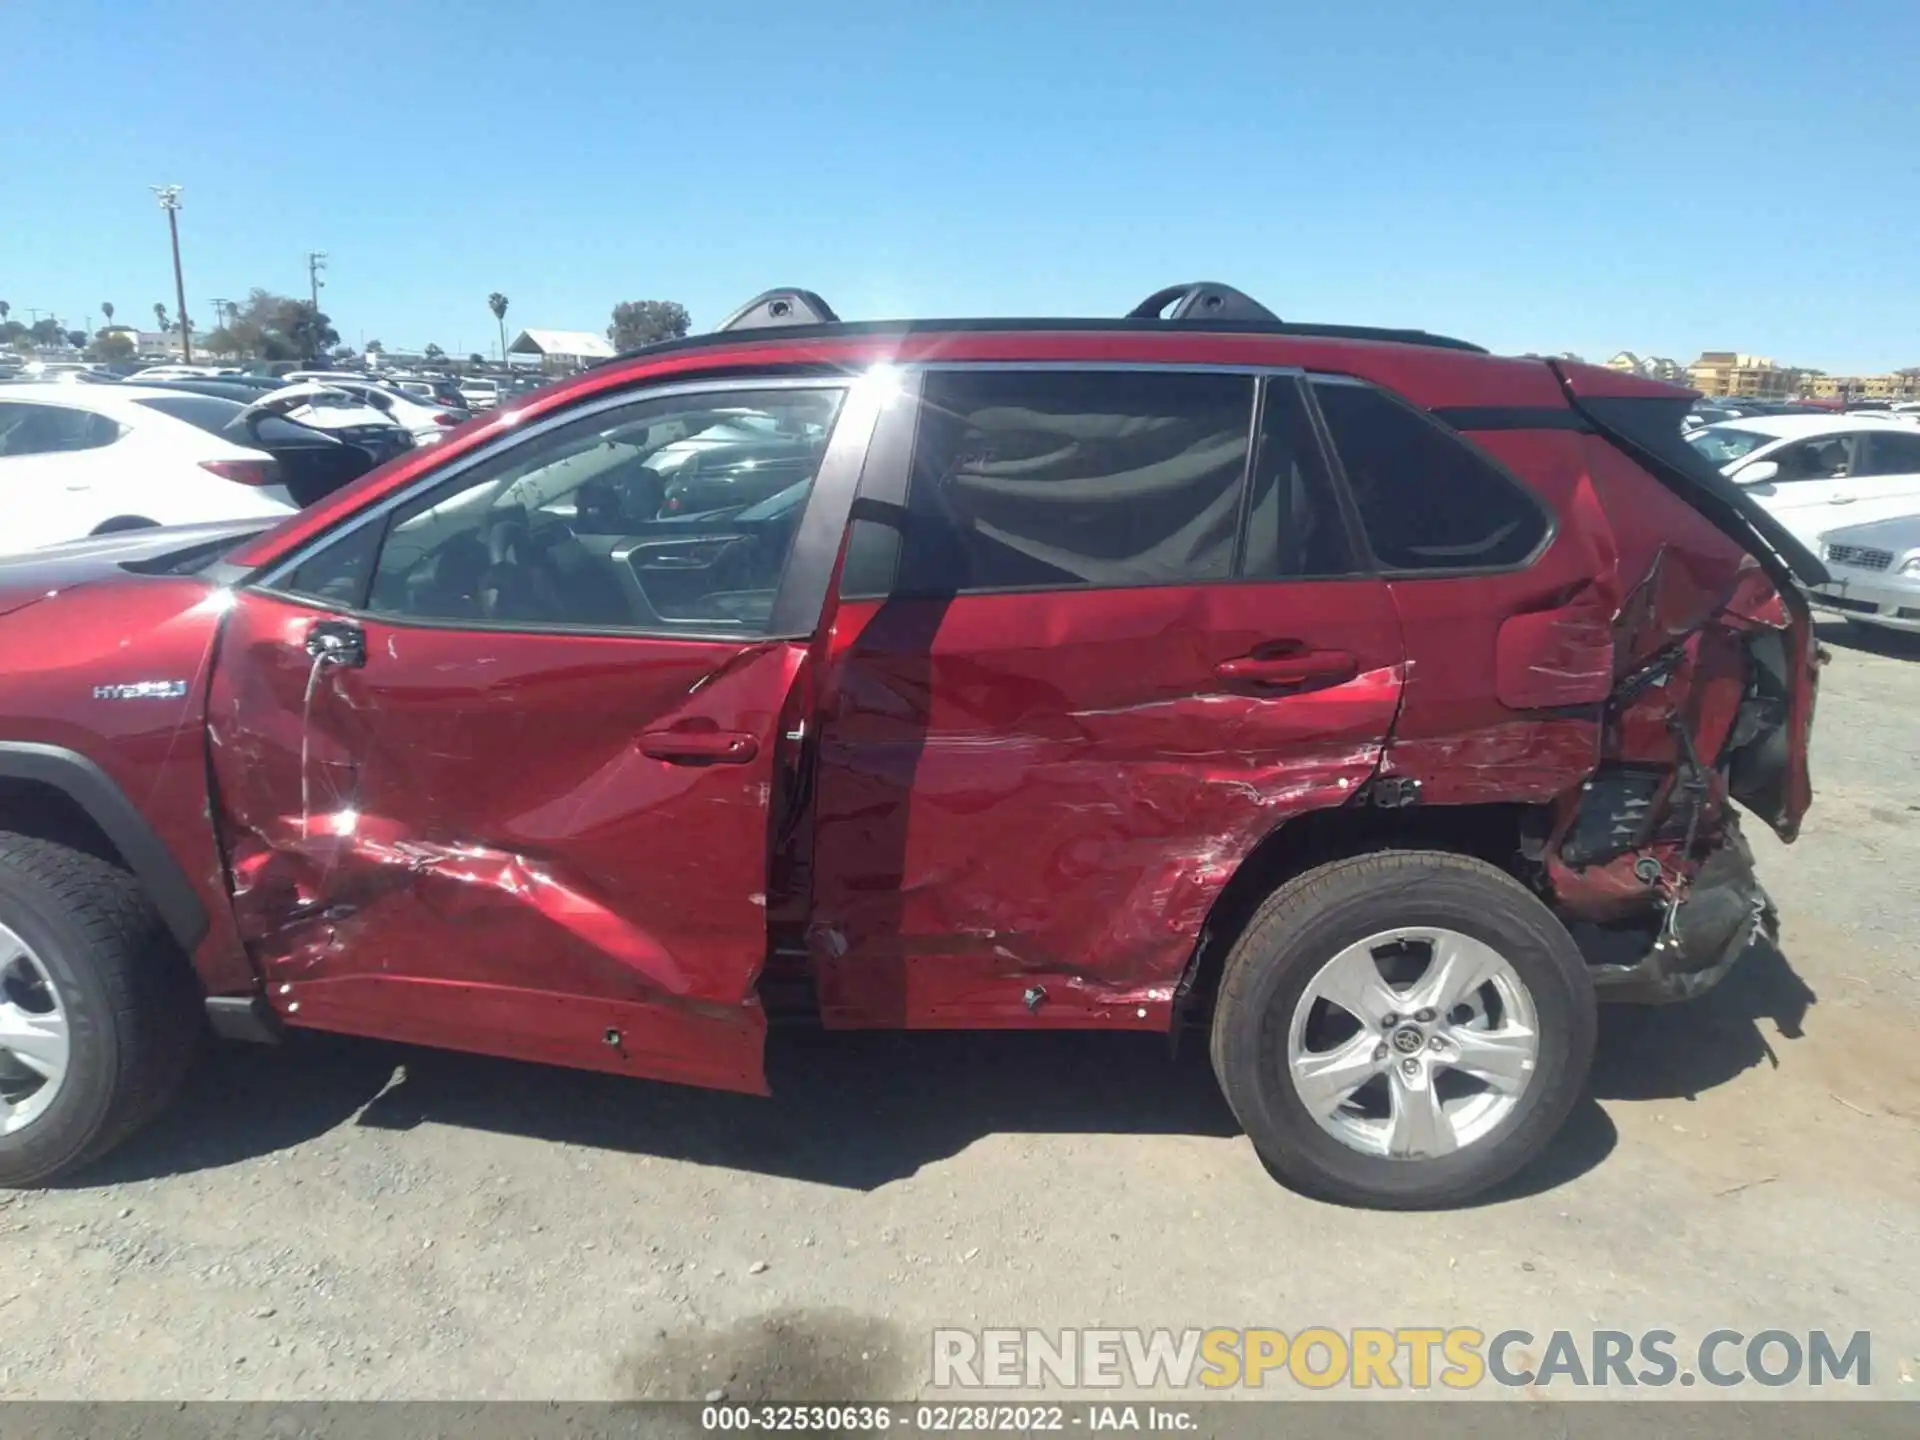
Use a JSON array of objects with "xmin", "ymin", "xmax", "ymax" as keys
[
  {"xmin": 1216, "ymin": 649, "xmax": 1358, "ymax": 687},
  {"xmin": 640, "ymin": 730, "xmax": 760, "ymax": 764}
]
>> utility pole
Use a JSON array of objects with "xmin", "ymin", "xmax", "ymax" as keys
[
  {"xmin": 307, "ymin": 251, "xmax": 327, "ymax": 313},
  {"xmin": 151, "ymin": 185, "xmax": 192, "ymax": 363},
  {"xmin": 210, "ymin": 297, "xmax": 232, "ymax": 333}
]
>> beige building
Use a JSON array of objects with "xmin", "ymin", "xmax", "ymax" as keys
[
  {"xmin": 1804, "ymin": 370, "xmax": 1920, "ymax": 401},
  {"xmin": 1686, "ymin": 351, "xmax": 1811, "ymax": 399},
  {"xmin": 1606, "ymin": 351, "xmax": 1688, "ymax": 384}
]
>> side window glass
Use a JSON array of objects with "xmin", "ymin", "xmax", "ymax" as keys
[
  {"xmin": 1310, "ymin": 378, "xmax": 1548, "ymax": 571},
  {"xmin": 0, "ymin": 405, "xmax": 38, "ymax": 457},
  {"xmin": 0, "ymin": 404, "xmax": 120, "ymax": 457},
  {"xmin": 361, "ymin": 386, "xmax": 845, "ymax": 634},
  {"xmin": 1777, "ymin": 437, "xmax": 1852, "ymax": 482},
  {"xmin": 1862, "ymin": 431, "xmax": 1920, "ymax": 477},
  {"xmin": 1241, "ymin": 380, "xmax": 1355, "ymax": 579},
  {"xmin": 901, "ymin": 369, "xmax": 1254, "ymax": 593}
]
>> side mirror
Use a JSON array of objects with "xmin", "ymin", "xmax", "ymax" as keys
[{"xmin": 1732, "ymin": 459, "xmax": 1780, "ymax": 485}]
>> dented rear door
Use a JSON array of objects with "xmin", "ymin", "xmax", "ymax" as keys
[
  {"xmin": 204, "ymin": 375, "xmax": 887, "ymax": 1093},
  {"xmin": 806, "ymin": 369, "xmax": 1405, "ymax": 1029}
]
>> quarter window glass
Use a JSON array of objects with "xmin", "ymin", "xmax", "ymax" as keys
[
  {"xmin": 901, "ymin": 370, "xmax": 1254, "ymax": 593},
  {"xmin": 276, "ymin": 523, "xmax": 383, "ymax": 608},
  {"xmin": 362, "ymin": 387, "xmax": 844, "ymax": 634},
  {"xmin": 1242, "ymin": 381, "xmax": 1355, "ymax": 579},
  {"xmin": 1310, "ymin": 379, "xmax": 1548, "ymax": 571},
  {"xmin": 0, "ymin": 402, "xmax": 122, "ymax": 457}
]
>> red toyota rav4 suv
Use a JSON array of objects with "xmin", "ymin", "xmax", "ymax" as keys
[{"xmin": 0, "ymin": 285, "xmax": 1821, "ymax": 1207}]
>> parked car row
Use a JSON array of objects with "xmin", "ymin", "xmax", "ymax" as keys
[{"xmin": 1685, "ymin": 410, "xmax": 1920, "ymax": 635}]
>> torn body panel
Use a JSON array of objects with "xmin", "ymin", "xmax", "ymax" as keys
[
  {"xmin": 205, "ymin": 589, "xmax": 803, "ymax": 1092},
  {"xmin": 803, "ymin": 583, "xmax": 1405, "ymax": 1028},
  {"xmin": 1378, "ymin": 423, "xmax": 1814, "ymax": 1002}
]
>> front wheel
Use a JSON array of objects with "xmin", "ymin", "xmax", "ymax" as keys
[
  {"xmin": 0, "ymin": 835, "xmax": 200, "ymax": 1185},
  {"xmin": 1211, "ymin": 851, "xmax": 1596, "ymax": 1209}
]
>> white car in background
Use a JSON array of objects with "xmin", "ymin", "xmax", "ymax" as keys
[
  {"xmin": 129, "ymin": 364, "xmax": 232, "ymax": 381},
  {"xmin": 283, "ymin": 374, "xmax": 465, "ymax": 443},
  {"xmin": 241, "ymin": 381, "xmax": 416, "ymax": 465},
  {"xmin": 0, "ymin": 385, "xmax": 296, "ymax": 554},
  {"xmin": 1815, "ymin": 511, "xmax": 1920, "ymax": 635},
  {"xmin": 1686, "ymin": 414, "xmax": 1920, "ymax": 549},
  {"xmin": 458, "ymin": 376, "xmax": 503, "ymax": 410}
]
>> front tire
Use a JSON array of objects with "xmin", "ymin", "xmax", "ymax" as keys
[
  {"xmin": 0, "ymin": 835, "xmax": 200, "ymax": 1186},
  {"xmin": 1211, "ymin": 850, "xmax": 1595, "ymax": 1209}
]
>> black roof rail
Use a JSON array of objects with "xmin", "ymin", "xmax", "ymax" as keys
[
  {"xmin": 714, "ymin": 288, "xmax": 840, "ymax": 333},
  {"xmin": 1127, "ymin": 282, "xmax": 1280, "ymax": 324}
]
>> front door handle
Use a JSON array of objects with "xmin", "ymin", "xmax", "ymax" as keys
[
  {"xmin": 305, "ymin": 619, "xmax": 366, "ymax": 668},
  {"xmin": 1829, "ymin": 495, "xmax": 1857, "ymax": 504},
  {"xmin": 1216, "ymin": 648, "xmax": 1358, "ymax": 687},
  {"xmin": 640, "ymin": 729, "xmax": 760, "ymax": 764}
]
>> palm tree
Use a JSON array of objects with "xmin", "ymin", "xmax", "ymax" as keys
[
  {"xmin": 153, "ymin": 302, "xmax": 169, "ymax": 332},
  {"xmin": 488, "ymin": 292, "xmax": 509, "ymax": 364},
  {"xmin": 0, "ymin": 301, "xmax": 9, "ymax": 327},
  {"xmin": 101, "ymin": 301, "xmax": 115, "ymax": 326}
]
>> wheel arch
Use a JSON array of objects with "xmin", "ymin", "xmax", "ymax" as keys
[
  {"xmin": 0, "ymin": 744, "xmax": 208, "ymax": 952},
  {"xmin": 1174, "ymin": 801, "xmax": 1548, "ymax": 1030}
]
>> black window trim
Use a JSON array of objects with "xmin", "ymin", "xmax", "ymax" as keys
[
  {"xmin": 249, "ymin": 372, "xmax": 882, "ymax": 644},
  {"xmin": 1305, "ymin": 372, "xmax": 1559, "ymax": 580}
]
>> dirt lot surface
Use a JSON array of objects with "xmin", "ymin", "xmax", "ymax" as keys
[{"xmin": 3, "ymin": 620, "xmax": 1918, "ymax": 1402}]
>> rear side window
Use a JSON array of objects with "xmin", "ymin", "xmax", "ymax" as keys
[
  {"xmin": 134, "ymin": 394, "xmax": 246, "ymax": 437},
  {"xmin": 1310, "ymin": 378, "xmax": 1548, "ymax": 571},
  {"xmin": 0, "ymin": 402, "xmax": 123, "ymax": 457},
  {"xmin": 901, "ymin": 369, "xmax": 1255, "ymax": 593},
  {"xmin": 1860, "ymin": 430, "xmax": 1920, "ymax": 476}
]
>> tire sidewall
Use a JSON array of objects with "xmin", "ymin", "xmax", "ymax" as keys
[
  {"xmin": 0, "ymin": 866, "xmax": 121, "ymax": 1175},
  {"xmin": 1226, "ymin": 862, "xmax": 1595, "ymax": 1206}
]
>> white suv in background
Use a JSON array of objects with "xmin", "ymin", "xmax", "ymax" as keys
[{"xmin": 0, "ymin": 385, "xmax": 295, "ymax": 554}]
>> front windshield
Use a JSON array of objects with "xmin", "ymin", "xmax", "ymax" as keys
[{"xmin": 1685, "ymin": 426, "xmax": 1774, "ymax": 467}]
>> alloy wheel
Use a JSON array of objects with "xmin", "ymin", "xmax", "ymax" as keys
[
  {"xmin": 1286, "ymin": 926, "xmax": 1540, "ymax": 1159},
  {"xmin": 0, "ymin": 922, "xmax": 71, "ymax": 1135}
]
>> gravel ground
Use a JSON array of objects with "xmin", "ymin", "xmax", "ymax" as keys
[{"xmin": 3, "ymin": 619, "xmax": 1917, "ymax": 1401}]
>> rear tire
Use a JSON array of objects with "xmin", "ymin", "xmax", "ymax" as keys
[
  {"xmin": 1210, "ymin": 850, "xmax": 1595, "ymax": 1209},
  {"xmin": 0, "ymin": 835, "xmax": 201, "ymax": 1186}
]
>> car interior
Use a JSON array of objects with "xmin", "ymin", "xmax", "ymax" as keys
[{"xmin": 340, "ymin": 392, "xmax": 843, "ymax": 632}]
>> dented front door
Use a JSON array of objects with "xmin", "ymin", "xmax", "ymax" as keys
[{"xmin": 203, "ymin": 376, "xmax": 887, "ymax": 1094}]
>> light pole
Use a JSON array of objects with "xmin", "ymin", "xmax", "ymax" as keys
[
  {"xmin": 151, "ymin": 185, "xmax": 192, "ymax": 363},
  {"xmin": 307, "ymin": 251, "xmax": 328, "ymax": 360}
]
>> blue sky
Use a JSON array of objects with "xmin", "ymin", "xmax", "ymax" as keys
[{"xmin": 4, "ymin": 0, "xmax": 1916, "ymax": 370}]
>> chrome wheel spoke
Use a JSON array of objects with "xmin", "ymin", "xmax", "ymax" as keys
[
  {"xmin": 1386, "ymin": 1065, "xmax": 1456, "ymax": 1158},
  {"xmin": 1406, "ymin": 930, "xmax": 1505, "ymax": 1016},
  {"xmin": 1443, "ymin": 1025, "xmax": 1536, "ymax": 1094},
  {"xmin": 1310, "ymin": 940, "xmax": 1402, "ymax": 1026},
  {"xmin": 1291, "ymin": 1031, "xmax": 1385, "ymax": 1118},
  {"xmin": 0, "ymin": 1005, "xmax": 69, "ymax": 1082}
]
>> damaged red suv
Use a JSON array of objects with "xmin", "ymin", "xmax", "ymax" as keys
[{"xmin": 0, "ymin": 284, "xmax": 1821, "ymax": 1207}]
